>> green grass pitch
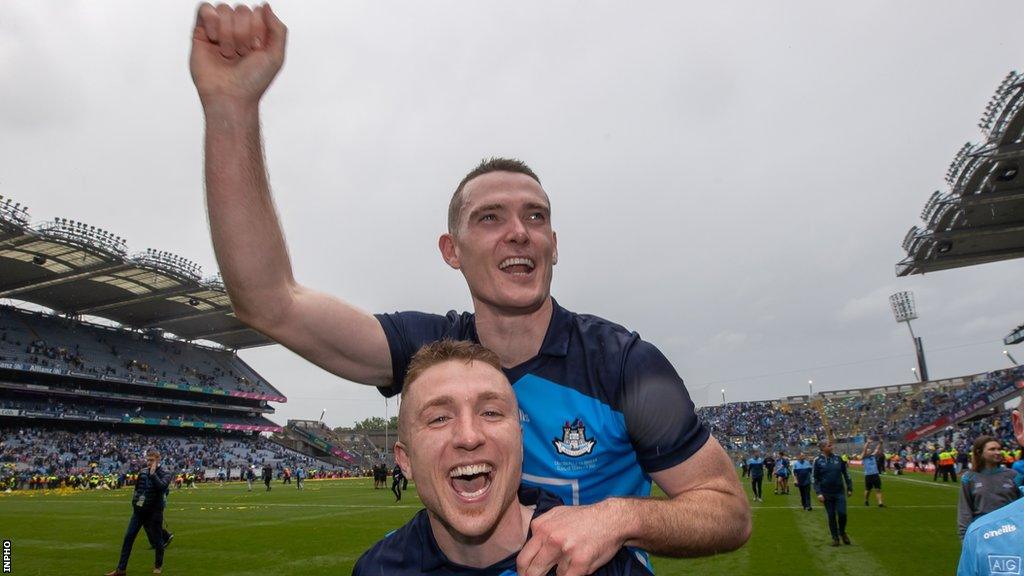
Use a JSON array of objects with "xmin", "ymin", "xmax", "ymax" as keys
[{"xmin": 0, "ymin": 470, "xmax": 964, "ymax": 575}]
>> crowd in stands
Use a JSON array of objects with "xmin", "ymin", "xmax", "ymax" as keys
[
  {"xmin": 0, "ymin": 427, "xmax": 349, "ymax": 491},
  {"xmin": 0, "ymin": 396, "xmax": 275, "ymax": 427},
  {"xmin": 699, "ymin": 366, "xmax": 1023, "ymax": 457},
  {"xmin": 698, "ymin": 401, "xmax": 824, "ymax": 453},
  {"xmin": 0, "ymin": 306, "xmax": 277, "ymax": 397}
]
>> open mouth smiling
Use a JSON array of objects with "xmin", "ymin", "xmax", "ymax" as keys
[
  {"xmin": 498, "ymin": 257, "xmax": 535, "ymax": 276},
  {"xmin": 448, "ymin": 462, "xmax": 494, "ymax": 501}
]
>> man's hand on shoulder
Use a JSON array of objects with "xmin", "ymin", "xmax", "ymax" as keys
[
  {"xmin": 190, "ymin": 3, "xmax": 287, "ymax": 109},
  {"xmin": 516, "ymin": 500, "xmax": 626, "ymax": 576}
]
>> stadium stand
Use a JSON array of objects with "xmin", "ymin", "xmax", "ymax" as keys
[
  {"xmin": 898, "ymin": 70, "xmax": 1024, "ymax": 276},
  {"xmin": 0, "ymin": 426, "xmax": 349, "ymax": 490},
  {"xmin": 0, "ymin": 194, "xmax": 359, "ymax": 491},
  {"xmin": 272, "ymin": 420, "xmax": 361, "ymax": 467},
  {"xmin": 698, "ymin": 365, "xmax": 1024, "ymax": 459}
]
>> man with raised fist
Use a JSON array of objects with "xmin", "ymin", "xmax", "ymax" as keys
[{"xmin": 190, "ymin": 5, "xmax": 750, "ymax": 574}]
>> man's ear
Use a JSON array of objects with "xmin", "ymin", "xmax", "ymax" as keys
[
  {"xmin": 439, "ymin": 233, "xmax": 461, "ymax": 270},
  {"xmin": 552, "ymin": 230, "xmax": 558, "ymax": 265},
  {"xmin": 394, "ymin": 441, "xmax": 413, "ymax": 481}
]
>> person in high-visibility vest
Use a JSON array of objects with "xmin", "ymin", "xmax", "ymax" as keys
[{"xmin": 939, "ymin": 448, "xmax": 957, "ymax": 482}]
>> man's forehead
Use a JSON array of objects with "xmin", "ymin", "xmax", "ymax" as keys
[
  {"xmin": 408, "ymin": 360, "xmax": 514, "ymax": 406},
  {"xmin": 461, "ymin": 172, "xmax": 549, "ymax": 210}
]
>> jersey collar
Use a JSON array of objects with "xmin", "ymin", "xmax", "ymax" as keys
[
  {"xmin": 537, "ymin": 298, "xmax": 571, "ymax": 358},
  {"xmin": 417, "ymin": 486, "xmax": 559, "ymax": 573}
]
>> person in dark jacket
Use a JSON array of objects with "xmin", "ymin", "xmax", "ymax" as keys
[
  {"xmin": 391, "ymin": 465, "xmax": 405, "ymax": 502},
  {"xmin": 262, "ymin": 463, "xmax": 273, "ymax": 491},
  {"xmin": 105, "ymin": 449, "xmax": 172, "ymax": 575},
  {"xmin": 812, "ymin": 440, "xmax": 853, "ymax": 547}
]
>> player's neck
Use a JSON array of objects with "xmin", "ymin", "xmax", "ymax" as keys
[
  {"xmin": 430, "ymin": 502, "xmax": 533, "ymax": 569},
  {"xmin": 473, "ymin": 297, "xmax": 553, "ymax": 369}
]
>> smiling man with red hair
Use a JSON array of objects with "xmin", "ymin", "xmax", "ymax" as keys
[{"xmin": 354, "ymin": 340, "xmax": 651, "ymax": 575}]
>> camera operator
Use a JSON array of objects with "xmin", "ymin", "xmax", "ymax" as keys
[{"xmin": 105, "ymin": 449, "xmax": 173, "ymax": 575}]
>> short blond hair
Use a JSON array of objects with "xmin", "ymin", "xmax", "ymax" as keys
[{"xmin": 398, "ymin": 340, "xmax": 505, "ymax": 438}]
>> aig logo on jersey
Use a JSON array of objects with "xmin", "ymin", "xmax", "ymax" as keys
[
  {"xmin": 988, "ymin": 555, "xmax": 1021, "ymax": 576},
  {"xmin": 552, "ymin": 418, "xmax": 596, "ymax": 457}
]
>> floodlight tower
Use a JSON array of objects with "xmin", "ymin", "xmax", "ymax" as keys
[{"xmin": 890, "ymin": 291, "xmax": 929, "ymax": 382}]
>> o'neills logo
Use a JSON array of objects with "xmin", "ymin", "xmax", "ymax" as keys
[{"xmin": 983, "ymin": 524, "xmax": 1018, "ymax": 539}]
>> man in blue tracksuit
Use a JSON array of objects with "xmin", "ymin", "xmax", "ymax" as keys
[
  {"xmin": 957, "ymin": 397, "xmax": 1024, "ymax": 575},
  {"xmin": 792, "ymin": 453, "xmax": 814, "ymax": 511},
  {"xmin": 813, "ymin": 441, "xmax": 853, "ymax": 547},
  {"xmin": 747, "ymin": 450, "xmax": 765, "ymax": 502}
]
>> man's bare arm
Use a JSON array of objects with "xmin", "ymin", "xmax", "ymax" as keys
[
  {"xmin": 192, "ymin": 3, "xmax": 391, "ymax": 387},
  {"xmin": 517, "ymin": 437, "xmax": 751, "ymax": 576},
  {"xmin": 621, "ymin": 436, "xmax": 752, "ymax": 555}
]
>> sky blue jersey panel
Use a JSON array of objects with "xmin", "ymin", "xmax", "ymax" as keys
[{"xmin": 514, "ymin": 373, "xmax": 649, "ymax": 506}]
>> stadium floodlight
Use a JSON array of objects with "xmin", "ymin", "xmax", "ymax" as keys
[
  {"xmin": 133, "ymin": 248, "xmax": 203, "ymax": 282},
  {"xmin": 0, "ymin": 194, "xmax": 30, "ymax": 227},
  {"xmin": 808, "ymin": 379, "xmax": 813, "ymax": 397},
  {"xmin": 1004, "ymin": 350, "xmax": 1019, "ymax": 366},
  {"xmin": 890, "ymin": 291, "xmax": 929, "ymax": 382},
  {"xmin": 889, "ymin": 291, "xmax": 917, "ymax": 322},
  {"xmin": 721, "ymin": 388, "xmax": 726, "ymax": 404},
  {"xmin": 35, "ymin": 217, "xmax": 128, "ymax": 258}
]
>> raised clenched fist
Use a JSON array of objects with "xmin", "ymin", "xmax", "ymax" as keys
[{"xmin": 190, "ymin": 3, "xmax": 287, "ymax": 107}]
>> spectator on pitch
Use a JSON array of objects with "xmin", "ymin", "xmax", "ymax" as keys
[
  {"xmin": 763, "ymin": 453, "xmax": 776, "ymax": 485},
  {"xmin": 296, "ymin": 466, "xmax": 305, "ymax": 491},
  {"xmin": 774, "ymin": 451, "xmax": 790, "ymax": 495},
  {"xmin": 391, "ymin": 464, "xmax": 405, "ymax": 502},
  {"xmin": 955, "ymin": 449, "xmax": 970, "ymax": 477},
  {"xmin": 940, "ymin": 446, "xmax": 958, "ymax": 483},
  {"xmin": 262, "ymin": 463, "xmax": 273, "ymax": 492},
  {"xmin": 190, "ymin": 4, "xmax": 749, "ymax": 572},
  {"xmin": 860, "ymin": 440, "xmax": 885, "ymax": 508},
  {"xmin": 747, "ymin": 450, "xmax": 765, "ymax": 502},
  {"xmin": 957, "ymin": 435, "xmax": 1020, "ymax": 539},
  {"xmin": 957, "ymin": 396, "xmax": 1024, "ymax": 575},
  {"xmin": 245, "ymin": 465, "xmax": 255, "ymax": 492},
  {"xmin": 105, "ymin": 449, "xmax": 172, "ymax": 576},
  {"xmin": 813, "ymin": 440, "xmax": 853, "ymax": 547},
  {"xmin": 792, "ymin": 453, "xmax": 814, "ymax": 511},
  {"xmin": 354, "ymin": 340, "xmax": 652, "ymax": 575}
]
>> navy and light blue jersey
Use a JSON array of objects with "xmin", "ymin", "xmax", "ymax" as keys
[
  {"xmin": 376, "ymin": 299, "xmax": 710, "ymax": 508},
  {"xmin": 862, "ymin": 454, "xmax": 879, "ymax": 476},
  {"xmin": 956, "ymin": 496, "xmax": 1023, "ymax": 576},
  {"xmin": 774, "ymin": 459, "xmax": 789, "ymax": 477},
  {"xmin": 792, "ymin": 460, "xmax": 812, "ymax": 486},
  {"xmin": 812, "ymin": 454, "xmax": 852, "ymax": 496},
  {"xmin": 353, "ymin": 486, "xmax": 652, "ymax": 576},
  {"xmin": 746, "ymin": 458, "xmax": 764, "ymax": 478}
]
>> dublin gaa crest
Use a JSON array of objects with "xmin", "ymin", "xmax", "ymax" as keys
[{"xmin": 552, "ymin": 418, "xmax": 596, "ymax": 457}]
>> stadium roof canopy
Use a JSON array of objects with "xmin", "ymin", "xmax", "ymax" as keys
[
  {"xmin": 0, "ymin": 196, "xmax": 271, "ymax": 350},
  {"xmin": 897, "ymin": 71, "xmax": 1024, "ymax": 276}
]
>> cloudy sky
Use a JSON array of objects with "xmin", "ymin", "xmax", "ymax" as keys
[{"xmin": 5, "ymin": 1, "xmax": 1024, "ymax": 429}]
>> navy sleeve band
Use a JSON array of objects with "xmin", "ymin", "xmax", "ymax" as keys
[
  {"xmin": 374, "ymin": 310, "xmax": 465, "ymax": 398},
  {"xmin": 619, "ymin": 340, "xmax": 711, "ymax": 473}
]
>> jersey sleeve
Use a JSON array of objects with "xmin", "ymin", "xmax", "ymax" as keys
[
  {"xmin": 618, "ymin": 340, "xmax": 710, "ymax": 473},
  {"xmin": 374, "ymin": 310, "xmax": 460, "ymax": 397}
]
